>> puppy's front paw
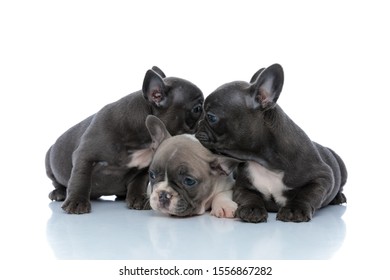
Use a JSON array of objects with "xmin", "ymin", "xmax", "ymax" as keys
[
  {"xmin": 61, "ymin": 198, "xmax": 91, "ymax": 214},
  {"xmin": 276, "ymin": 206, "xmax": 312, "ymax": 222},
  {"xmin": 126, "ymin": 195, "xmax": 150, "ymax": 210},
  {"xmin": 211, "ymin": 200, "xmax": 238, "ymax": 218},
  {"xmin": 236, "ymin": 205, "xmax": 268, "ymax": 223}
]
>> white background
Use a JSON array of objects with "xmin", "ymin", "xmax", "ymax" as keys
[{"xmin": 1, "ymin": 0, "xmax": 389, "ymax": 279}]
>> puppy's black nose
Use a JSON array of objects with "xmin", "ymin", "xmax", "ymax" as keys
[{"xmin": 159, "ymin": 191, "xmax": 172, "ymax": 206}]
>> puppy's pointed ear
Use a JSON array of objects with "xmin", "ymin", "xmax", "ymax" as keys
[
  {"xmin": 249, "ymin": 67, "xmax": 265, "ymax": 83},
  {"xmin": 210, "ymin": 156, "xmax": 242, "ymax": 176},
  {"xmin": 250, "ymin": 63, "xmax": 284, "ymax": 110},
  {"xmin": 142, "ymin": 68, "xmax": 169, "ymax": 108},
  {"xmin": 145, "ymin": 115, "xmax": 171, "ymax": 151},
  {"xmin": 151, "ymin": 66, "xmax": 166, "ymax": 78}
]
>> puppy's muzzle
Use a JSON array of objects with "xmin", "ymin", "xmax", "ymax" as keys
[
  {"xmin": 195, "ymin": 131, "xmax": 208, "ymax": 142},
  {"xmin": 158, "ymin": 191, "xmax": 172, "ymax": 207}
]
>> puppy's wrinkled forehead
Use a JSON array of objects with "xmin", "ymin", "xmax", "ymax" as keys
[
  {"xmin": 152, "ymin": 135, "xmax": 211, "ymax": 173},
  {"xmin": 205, "ymin": 81, "xmax": 250, "ymax": 110}
]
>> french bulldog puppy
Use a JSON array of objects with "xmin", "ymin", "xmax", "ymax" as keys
[
  {"xmin": 145, "ymin": 115, "xmax": 240, "ymax": 218},
  {"xmin": 196, "ymin": 64, "xmax": 347, "ymax": 223},
  {"xmin": 45, "ymin": 67, "xmax": 204, "ymax": 214}
]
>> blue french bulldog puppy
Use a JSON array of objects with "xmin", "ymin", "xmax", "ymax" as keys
[
  {"xmin": 46, "ymin": 67, "xmax": 204, "ymax": 214},
  {"xmin": 196, "ymin": 64, "xmax": 347, "ymax": 222},
  {"xmin": 145, "ymin": 115, "xmax": 240, "ymax": 218}
]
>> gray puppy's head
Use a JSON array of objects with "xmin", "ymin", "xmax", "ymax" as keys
[
  {"xmin": 145, "ymin": 115, "xmax": 239, "ymax": 217},
  {"xmin": 143, "ymin": 66, "xmax": 204, "ymax": 135},
  {"xmin": 195, "ymin": 63, "xmax": 284, "ymax": 160}
]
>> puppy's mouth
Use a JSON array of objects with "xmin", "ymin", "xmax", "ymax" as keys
[
  {"xmin": 194, "ymin": 118, "xmax": 218, "ymax": 145},
  {"xmin": 194, "ymin": 131, "xmax": 209, "ymax": 143},
  {"xmin": 150, "ymin": 186, "xmax": 197, "ymax": 217},
  {"xmin": 196, "ymin": 132, "xmax": 223, "ymax": 157},
  {"xmin": 195, "ymin": 131, "xmax": 217, "ymax": 148}
]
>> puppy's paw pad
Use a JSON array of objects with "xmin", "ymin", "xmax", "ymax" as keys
[
  {"xmin": 277, "ymin": 207, "xmax": 312, "ymax": 222},
  {"xmin": 211, "ymin": 201, "xmax": 237, "ymax": 218},
  {"xmin": 61, "ymin": 199, "xmax": 91, "ymax": 214},
  {"xmin": 236, "ymin": 205, "xmax": 268, "ymax": 223}
]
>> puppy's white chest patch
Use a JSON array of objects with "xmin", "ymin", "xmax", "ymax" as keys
[{"xmin": 247, "ymin": 161, "xmax": 288, "ymax": 206}]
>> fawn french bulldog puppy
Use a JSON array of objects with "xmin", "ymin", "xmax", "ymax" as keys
[
  {"xmin": 145, "ymin": 115, "xmax": 240, "ymax": 218},
  {"xmin": 46, "ymin": 67, "xmax": 204, "ymax": 214},
  {"xmin": 196, "ymin": 64, "xmax": 347, "ymax": 222}
]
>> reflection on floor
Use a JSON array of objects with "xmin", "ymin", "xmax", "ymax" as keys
[{"xmin": 46, "ymin": 200, "xmax": 346, "ymax": 260}]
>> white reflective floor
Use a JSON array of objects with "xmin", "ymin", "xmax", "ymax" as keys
[{"xmin": 46, "ymin": 200, "xmax": 347, "ymax": 260}]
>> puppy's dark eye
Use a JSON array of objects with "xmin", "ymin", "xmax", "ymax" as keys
[
  {"xmin": 207, "ymin": 113, "xmax": 218, "ymax": 124},
  {"xmin": 149, "ymin": 170, "xmax": 156, "ymax": 180},
  {"xmin": 183, "ymin": 177, "xmax": 197, "ymax": 187},
  {"xmin": 192, "ymin": 104, "xmax": 203, "ymax": 114}
]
